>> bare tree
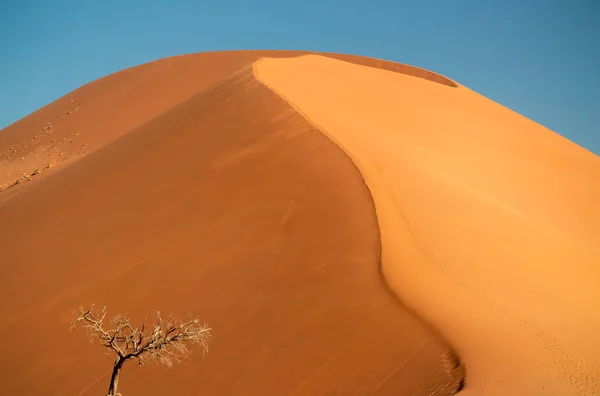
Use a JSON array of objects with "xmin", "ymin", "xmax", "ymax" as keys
[{"xmin": 71, "ymin": 304, "xmax": 213, "ymax": 396}]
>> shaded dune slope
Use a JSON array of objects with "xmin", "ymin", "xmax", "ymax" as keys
[
  {"xmin": 256, "ymin": 55, "xmax": 600, "ymax": 395},
  {"xmin": 0, "ymin": 66, "xmax": 464, "ymax": 394},
  {"xmin": 0, "ymin": 50, "xmax": 455, "ymax": 192}
]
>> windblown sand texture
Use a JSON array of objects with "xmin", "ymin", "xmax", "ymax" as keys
[{"xmin": 0, "ymin": 50, "xmax": 598, "ymax": 395}]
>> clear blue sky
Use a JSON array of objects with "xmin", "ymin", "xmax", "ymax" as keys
[{"xmin": 1, "ymin": 0, "xmax": 598, "ymax": 154}]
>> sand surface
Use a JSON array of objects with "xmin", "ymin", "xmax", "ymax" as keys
[
  {"xmin": 255, "ymin": 55, "xmax": 600, "ymax": 395},
  {"xmin": 0, "ymin": 54, "xmax": 465, "ymax": 395},
  {"xmin": 4, "ymin": 49, "xmax": 597, "ymax": 395}
]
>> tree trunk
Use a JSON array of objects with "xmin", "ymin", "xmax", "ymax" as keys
[{"xmin": 107, "ymin": 357, "xmax": 124, "ymax": 396}]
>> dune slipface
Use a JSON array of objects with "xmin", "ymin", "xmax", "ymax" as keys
[
  {"xmin": 0, "ymin": 54, "xmax": 465, "ymax": 395},
  {"xmin": 256, "ymin": 55, "xmax": 600, "ymax": 395}
]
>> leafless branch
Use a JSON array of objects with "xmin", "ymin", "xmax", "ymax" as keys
[{"xmin": 71, "ymin": 304, "xmax": 213, "ymax": 367}]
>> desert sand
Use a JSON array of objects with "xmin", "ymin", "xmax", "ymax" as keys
[
  {"xmin": 0, "ymin": 52, "xmax": 464, "ymax": 395},
  {"xmin": 1, "ymin": 50, "xmax": 598, "ymax": 395},
  {"xmin": 256, "ymin": 55, "xmax": 600, "ymax": 395}
]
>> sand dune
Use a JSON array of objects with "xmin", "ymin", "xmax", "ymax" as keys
[
  {"xmin": 3, "ymin": 50, "xmax": 597, "ymax": 395},
  {"xmin": 0, "ymin": 54, "xmax": 465, "ymax": 395},
  {"xmin": 256, "ymin": 55, "xmax": 600, "ymax": 395}
]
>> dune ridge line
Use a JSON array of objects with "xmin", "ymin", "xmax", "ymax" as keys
[{"xmin": 251, "ymin": 56, "xmax": 467, "ymax": 392}]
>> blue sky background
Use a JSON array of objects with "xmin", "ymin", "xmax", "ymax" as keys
[{"xmin": 1, "ymin": 0, "xmax": 598, "ymax": 154}]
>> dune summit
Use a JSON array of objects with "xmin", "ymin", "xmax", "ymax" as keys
[
  {"xmin": 0, "ymin": 50, "xmax": 598, "ymax": 395},
  {"xmin": 0, "ymin": 50, "xmax": 455, "ymax": 193}
]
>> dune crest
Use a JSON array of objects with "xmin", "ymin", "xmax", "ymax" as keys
[
  {"xmin": 255, "ymin": 55, "xmax": 600, "ymax": 395},
  {"xmin": 0, "ymin": 50, "xmax": 454, "ymax": 195}
]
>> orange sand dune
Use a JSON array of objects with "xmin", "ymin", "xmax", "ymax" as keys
[
  {"xmin": 256, "ymin": 55, "xmax": 600, "ymax": 395},
  {"xmin": 0, "ymin": 55, "xmax": 465, "ymax": 395}
]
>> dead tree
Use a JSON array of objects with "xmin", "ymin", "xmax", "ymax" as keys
[{"xmin": 71, "ymin": 305, "xmax": 213, "ymax": 396}]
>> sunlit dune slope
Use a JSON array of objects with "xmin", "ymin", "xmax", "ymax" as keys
[
  {"xmin": 0, "ymin": 65, "xmax": 464, "ymax": 394},
  {"xmin": 0, "ymin": 50, "xmax": 454, "ymax": 193},
  {"xmin": 256, "ymin": 55, "xmax": 600, "ymax": 396}
]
